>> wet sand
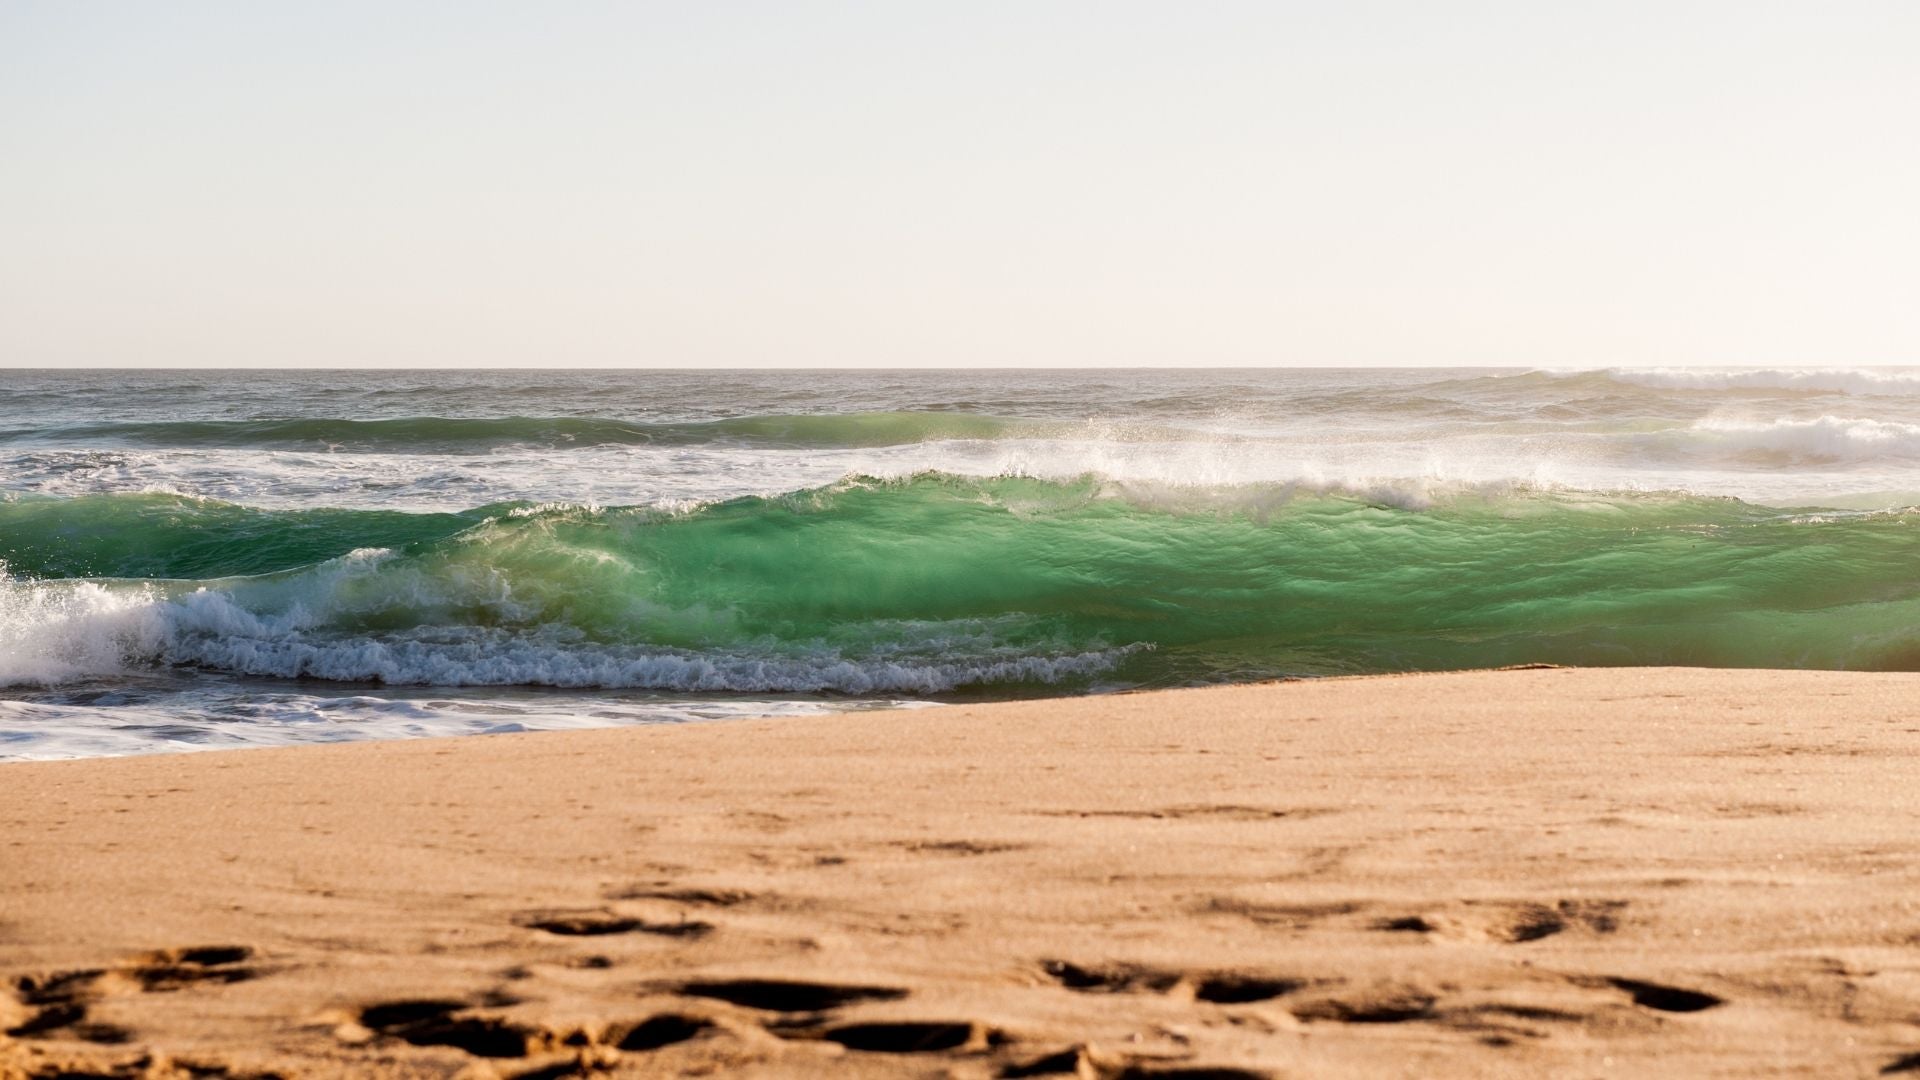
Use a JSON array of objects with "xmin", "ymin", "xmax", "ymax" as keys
[{"xmin": 3, "ymin": 666, "xmax": 1919, "ymax": 1078}]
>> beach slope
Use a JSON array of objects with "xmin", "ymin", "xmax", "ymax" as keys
[{"xmin": 3, "ymin": 667, "xmax": 1918, "ymax": 1078}]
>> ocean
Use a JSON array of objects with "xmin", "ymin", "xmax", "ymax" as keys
[{"xmin": 4, "ymin": 366, "xmax": 1918, "ymax": 760}]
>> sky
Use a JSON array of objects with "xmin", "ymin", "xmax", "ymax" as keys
[{"xmin": 1, "ymin": 1, "xmax": 1915, "ymax": 369}]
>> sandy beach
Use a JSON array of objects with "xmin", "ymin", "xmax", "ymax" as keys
[{"xmin": 4, "ymin": 666, "xmax": 1918, "ymax": 1078}]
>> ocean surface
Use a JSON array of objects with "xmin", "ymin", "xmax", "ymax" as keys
[{"xmin": 5, "ymin": 366, "xmax": 1920, "ymax": 760}]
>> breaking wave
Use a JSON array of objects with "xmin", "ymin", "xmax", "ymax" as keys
[
  {"xmin": 1682, "ymin": 416, "xmax": 1920, "ymax": 464},
  {"xmin": 7, "ymin": 474, "xmax": 1920, "ymax": 692}
]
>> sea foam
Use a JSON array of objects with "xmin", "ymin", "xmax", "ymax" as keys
[
  {"xmin": 0, "ymin": 574, "xmax": 167, "ymax": 685},
  {"xmin": 1687, "ymin": 415, "xmax": 1920, "ymax": 463}
]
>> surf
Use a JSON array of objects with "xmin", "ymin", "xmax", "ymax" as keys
[{"xmin": 7, "ymin": 473, "xmax": 1919, "ymax": 692}]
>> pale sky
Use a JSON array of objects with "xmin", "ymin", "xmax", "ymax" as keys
[{"xmin": 2, "ymin": 2, "xmax": 1915, "ymax": 368}]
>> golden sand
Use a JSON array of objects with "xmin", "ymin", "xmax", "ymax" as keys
[{"xmin": 4, "ymin": 667, "xmax": 1918, "ymax": 1078}]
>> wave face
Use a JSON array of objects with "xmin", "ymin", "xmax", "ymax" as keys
[
  {"xmin": 8, "ymin": 476, "xmax": 1920, "ymax": 693},
  {"xmin": 0, "ymin": 493, "xmax": 483, "ymax": 579}
]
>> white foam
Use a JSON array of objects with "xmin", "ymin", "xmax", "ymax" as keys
[
  {"xmin": 1685, "ymin": 415, "xmax": 1920, "ymax": 463},
  {"xmin": 2, "ymin": 565, "xmax": 1143, "ymax": 694},
  {"xmin": 164, "ymin": 629, "xmax": 1139, "ymax": 693},
  {"xmin": 0, "ymin": 691, "xmax": 928, "ymax": 761},
  {"xmin": 0, "ymin": 575, "xmax": 168, "ymax": 686},
  {"xmin": 8, "ymin": 408, "xmax": 1915, "ymax": 514}
]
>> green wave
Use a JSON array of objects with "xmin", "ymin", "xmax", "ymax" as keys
[
  {"xmin": 10, "ymin": 477, "xmax": 1920, "ymax": 689},
  {"xmin": 0, "ymin": 411, "xmax": 1043, "ymax": 452},
  {"xmin": 0, "ymin": 492, "xmax": 485, "ymax": 579}
]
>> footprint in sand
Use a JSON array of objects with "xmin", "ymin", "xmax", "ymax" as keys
[
  {"xmin": 614, "ymin": 1013, "xmax": 715, "ymax": 1051},
  {"xmin": 1002, "ymin": 1044, "xmax": 1273, "ymax": 1079},
  {"xmin": 1041, "ymin": 960, "xmax": 1309, "ymax": 1004},
  {"xmin": 6, "ymin": 944, "xmax": 258, "ymax": 1046},
  {"xmin": 1599, "ymin": 977, "xmax": 1724, "ymax": 1013},
  {"xmin": 606, "ymin": 884, "xmax": 759, "ymax": 906},
  {"xmin": 1041, "ymin": 960, "xmax": 1185, "ymax": 995},
  {"xmin": 1373, "ymin": 898, "xmax": 1628, "ymax": 944},
  {"xmin": 514, "ymin": 908, "xmax": 714, "ymax": 938},
  {"xmin": 674, "ymin": 977, "xmax": 908, "ymax": 1012},
  {"xmin": 1289, "ymin": 984, "xmax": 1439, "ymax": 1024}
]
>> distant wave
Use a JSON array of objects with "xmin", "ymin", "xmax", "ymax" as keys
[
  {"xmin": 7, "ymin": 474, "xmax": 1920, "ymax": 691},
  {"xmin": 1601, "ymin": 368, "xmax": 1920, "ymax": 396},
  {"xmin": 1684, "ymin": 415, "xmax": 1920, "ymax": 464},
  {"xmin": 0, "ymin": 412, "xmax": 1064, "ymax": 452}
]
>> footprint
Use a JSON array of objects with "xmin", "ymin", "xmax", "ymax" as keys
[
  {"xmin": 515, "ymin": 910, "xmax": 713, "ymax": 938},
  {"xmin": 1195, "ymin": 897, "xmax": 1363, "ymax": 928},
  {"xmin": 5, "ymin": 999, "xmax": 90, "ymax": 1039},
  {"xmin": 613, "ymin": 1014, "xmax": 715, "ymax": 1051},
  {"xmin": 1290, "ymin": 985, "xmax": 1437, "ymax": 1024},
  {"xmin": 355, "ymin": 999, "xmax": 555, "ymax": 1059},
  {"xmin": 358, "ymin": 999, "xmax": 471, "ymax": 1030},
  {"xmin": 1041, "ymin": 960, "xmax": 1183, "ymax": 994},
  {"xmin": 1002, "ymin": 1046, "xmax": 1088, "ymax": 1076},
  {"xmin": 1042, "ymin": 962, "xmax": 1305, "ymax": 1004},
  {"xmin": 352, "ymin": 997, "xmax": 720, "ymax": 1065},
  {"xmin": 390, "ymin": 1016, "xmax": 539, "ymax": 1058},
  {"xmin": 153, "ymin": 946, "xmax": 254, "ymax": 967},
  {"xmin": 1375, "ymin": 915, "xmax": 1440, "ymax": 933},
  {"xmin": 607, "ymin": 885, "xmax": 758, "ymax": 906},
  {"xmin": 1446, "ymin": 1003, "xmax": 1585, "ymax": 1024},
  {"xmin": 1042, "ymin": 962, "xmax": 1308, "ymax": 1007},
  {"xmin": 1374, "ymin": 905, "xmax": 1561, "ymax": 943},
  {"xmin": 1604, "ymin": 978, "xmax": 1723, "ymax": 1013},
  {"xmin": 1433, "ymin": 1002, "xmax": 1590, "ymax": 1045},
  {"xmin": 13, "ymin": 968, "xmax": 106, "ymax": 1007},
  {"xmin": 1558, "ymin": 899, "xmax": 1628, "ymax": 933},
  {"xmin": 1190, "ymin": 974, "xmax": 1308, "ymax": 1005},
  {"xmin": 1492, "ymin": 906, "xmax": 1567, "ymax": 943},
  {"xmin": 676, "ymin": 978, "xmax": 908, "ymax": 1012},
  {"xmin": 820, "ymin": 1020, "xmax": 986, "ymax": 1053},
  {"xmin": 1373, "ymin": 900, "xmax": 1625, "ymax": 944},
  {"xmin": 896, "ymin": 840, "xmax": 1028, "ymax": 856},
  {"xmin": 129, "ymin": 946, "xmax": 260, "ymax": 992},
  {"xmin": 7, "ymin": 946, "xmax": 256, "ymax": 1042}
]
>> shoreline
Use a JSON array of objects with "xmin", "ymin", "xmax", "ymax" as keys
[{"xmin": 4, "ymin": 666, "xmax": 1918, "ymax": 1077}]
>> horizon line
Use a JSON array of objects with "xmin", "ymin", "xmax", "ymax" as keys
[{"xmin": 3, "ymin": 362, "xmax": 1914, "ymax": 373}]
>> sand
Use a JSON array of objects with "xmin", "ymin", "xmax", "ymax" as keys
[{"xmin": 3, "ymin": 666, "xmax": 1919, "ymax": 1078}]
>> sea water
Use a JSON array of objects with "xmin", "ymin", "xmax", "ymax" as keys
[{"xmin": 4, "ymin": 366, "xmax": 1919, "ymax": 759}]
